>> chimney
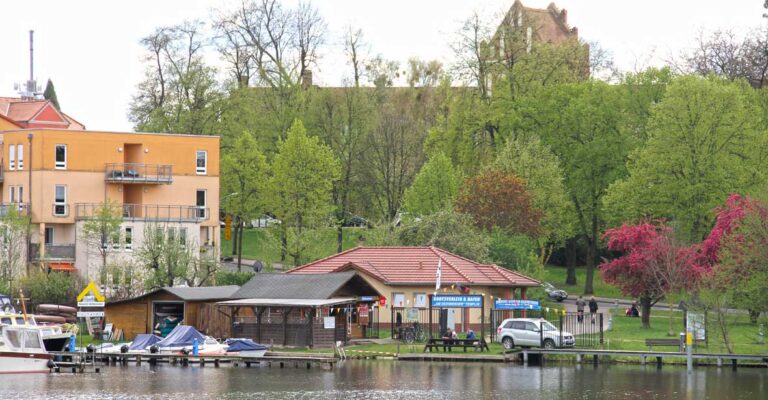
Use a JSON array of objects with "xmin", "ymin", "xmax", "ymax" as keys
[
  {"xmin": 560, "ymin": 9, "xmax": 568, "ymax": 24},
  {"xmin": 301, "ymin": 69, "xmax": 313, "ymax": 89}
]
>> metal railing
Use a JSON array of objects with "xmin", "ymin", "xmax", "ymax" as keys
[
  {"xmin": 0, "ymin": 203, "xmax": 29, "ymax": 217},
  {"xmin": 29, "ymin": 244, "xmax": 76, "ymax": 261},
  {"xmin": 104, "ymin": 163, "xmax": 173, "ymax": 184},
  {"xmin": 52, "ymin": 203, "xmax": 70, "ymax": 217},
  {"xmin": 75, "ymin": 203, "xmax": 209, "ymax": 222}
]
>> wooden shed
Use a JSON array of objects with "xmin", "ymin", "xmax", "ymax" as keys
[
  {"xmin": 218, "ymin": 272, "xmax": 381, "ymax": 348},
  {"xmin": 105, "ymin": 286, "xmax": 239, "ymax": 340}
]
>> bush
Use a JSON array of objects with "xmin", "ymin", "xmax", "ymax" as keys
[
  {"xmin": 489, "ymin": 229, "xmax": 542, "ymax": 280},
  {"xmin": 214, "ymin": 271, "xmax": 255, "ymax": 286},
  {"xmin": 19, "ymin": 271, "xmax": 86, "ymax": 306}
]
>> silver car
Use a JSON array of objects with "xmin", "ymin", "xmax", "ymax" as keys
[{"xmin": 496, "ymin": 318, "xmax": 575, "ymax": 349}]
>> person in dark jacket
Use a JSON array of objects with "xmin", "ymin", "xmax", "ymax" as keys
[{"xmin": 589, "ymin": 297, "xmax": 599, "ymax": 324}]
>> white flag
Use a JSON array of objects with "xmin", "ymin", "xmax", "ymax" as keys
[{"xmin": 435, "ymin": 258, "xmax": 442, "ymax": 290}]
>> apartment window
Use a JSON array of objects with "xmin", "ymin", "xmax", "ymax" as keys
[
  {"xmin": 54, "ymin": 185, "xmax": 67, "ymax": 216},
  {"xmin": 55, "ymin": 145, "xmax": 67, "ymax": 169},
  {"xmin": 167, "ymin": 227, "xmax": 176, "ymax": 243},
  {"xmin": 179, "ymin": 227, "xmax": 187, "ymax": 246},
  {"xmin": 196, "ymin": 189, "xmax": 207, "ymax": 219},
  {"xmin": 124, "ymin": 227, "xmax": 133, "ymax": 251},
  {"xmin": 9, "ymin": 187, "xmax": 15, "ymax": 203},
  {"xmin": 44, "ymin": 227, "xmax": 54, "ymax": 246},
  {"xmin": 17, "ymin": 144, "xmax": 23, "ymax": 170},
  {"xmin": 18, "ymin": 186, "xmax": 23, "ymax": 203},
  {"xmin": 111, "ymin": 230, "xmax": 121, "ymax": 250},
  {"xmin": 196, "ymin": 150, "xmax": 207, "ymax": 175},
  {"xmin": 9, "ymin": 145, "xmax": 15, "ymax": 170}
]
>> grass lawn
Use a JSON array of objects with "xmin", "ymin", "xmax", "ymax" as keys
[
  {"xmin": 605, "ymin": 307, "xmax": 768, "ymax": 355},
  {"xmin": 220, "ymin": 227, "xmax": 367, "ymax": 267},
  {"xmin": 542, "ymin": 265, "xmax": 626, "ymax": 299}
]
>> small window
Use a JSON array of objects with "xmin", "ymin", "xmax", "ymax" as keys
[
  {"xmin": 511, "ymin": 321, "xmax": 525, "ymax": 330},
  {"xmin": 54, "ymin": 185, "xmax": 67, "ymax": 216},
  {"xmin": 18, "ymin": 187, "xmax": 23, "ymax": 203},
  {"xmin": 196, "ymin": 189, "xmax": 207, "ymax": 219},
  {"xmin": 414, "ymin": 293, "xmax": 427, "ymax": 308},
  {"xmin": 111, "ymin": 230, "xmax": 121, "ymax": 250},
  {"xmin": 179, "ymin": 227, "xmax": 187, "ymax": 246},
  {"xmin": 55, "ymin": 144, "xmax": 67, "ymax": 169},
  {"xmin": 44, "ymin": 227, "xmax": 54, "ymax": 246},
  {"xmin": 393, "ymin": 293, "xmax": 405, "ymax": 308},
  {"xmin": 17, "ymin": 144, "xmax": 23, "ymax": 170},
  {"xmin": 525, "ymin": 322, "xmax": 538, "ymax": 332},
  {"xmin": 167, "ymin": 227, "xmax": 176, "ymax": 243},
  {"xmin": 503, "ymin": 321, "xmax": 514, "ymax": 329},
  {"xmin": 9, "ymin": 145, "xmax": 15, "ymax": 170},
  {"xmin": 196, "ymin": 150, "xmax": 207, "ymax": 175},
  {"xmin": 125, "ymin": 227, "xmax": 133, "ymax": 251},
  {"xmin": 9, "ymin": 187, "xmax": 15, "ymax": 203}
]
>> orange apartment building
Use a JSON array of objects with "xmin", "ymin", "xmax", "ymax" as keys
[{"xmin": 0, "ymin": 98, "xmax": 219, "ymax": 279}]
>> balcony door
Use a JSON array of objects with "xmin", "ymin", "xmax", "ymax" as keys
[
  {"xmin": 196, "ymin": 189, "xmax": 206, "ymax": 219},
  {"xmin": 44, "ymin": 227, "xmax": 54, "ymax": 246}
]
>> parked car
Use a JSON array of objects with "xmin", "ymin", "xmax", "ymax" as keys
[
  {"xmin": 496, "ymin": 318, "xmax": 575, "ymax": 350},
  {"xmin": 251, "ymin": 214, "xmax": 281, "ymax": 228},
  {"xmin": 542, "ymin": 282, "xmax": 568, "ymax": 302}
]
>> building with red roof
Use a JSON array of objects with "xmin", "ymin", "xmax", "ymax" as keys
[
  {"xmin": 0, "ymin": 97, "xmax": 84, "ymax": 130},
  {"xmin": 288, "ymin": 246, "xmax": 540, "ymax": 333}
]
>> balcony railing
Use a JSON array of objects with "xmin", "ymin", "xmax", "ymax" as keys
[
  {"xmin": 0, "ymin": 203, "xmax": 29, "ymax": 217},
  {"xmin": 105, "ymin": 163, "xmax": 173, "ymax": 184},
  {"xmin": 29, "ymin": 244, "xmax": 76, "ymax": 261},
  {"xmin": 75, "ymin": 203, "xmax": 209, "ymax": 223}
]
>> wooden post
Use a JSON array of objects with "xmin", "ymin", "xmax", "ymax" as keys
[
  {"xmin": 307, "ymin": 307, "xmax": 315, "ymax": 349},
  {"xmin": 283, "ymin": 307, "xmax": 293, "ymax": 346},
  {"xmin": 256, "ymin": 307, "xmax": 266, "ymax": 343},
  {"xmin": 480, "ymin": 295, "xmax": 485, "ymax": 342}
]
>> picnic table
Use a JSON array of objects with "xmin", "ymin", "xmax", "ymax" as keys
[{"xmin": 424, "ymin": 337, "xmax": 490, "ymax": 352}]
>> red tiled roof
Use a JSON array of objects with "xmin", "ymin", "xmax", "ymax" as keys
[
  {"xmin": 0, "ymin": 97, "xmax": 72, "ymax": 128},
  {"xmin": 288, "ymin": 246, "xmax": 540, "ymax": 287}
]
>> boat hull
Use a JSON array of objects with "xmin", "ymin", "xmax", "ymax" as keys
[{"xmin": 0, "ymin": 352, "xmax": 51, "ymax": 374}]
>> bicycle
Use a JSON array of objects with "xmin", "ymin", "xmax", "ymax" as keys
[{"xmin": 403, "ymin": 322, "xmax": 428, "ymax": 344}]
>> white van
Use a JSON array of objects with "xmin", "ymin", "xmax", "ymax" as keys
[{"xmin": 496, "ymin": 318, "xmax": 575, "ymax": 349}]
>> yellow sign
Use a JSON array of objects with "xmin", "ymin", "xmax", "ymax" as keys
[
  {"xmin": 686, "ymin": 332, "xmax": 693, "ymax": 346},
  {"xmin": 77, "ymin": 281, "xmax": 105, "ymax": 302},
  {"xmin": 224, "ymin": 215, "xmax": 232, "ymax": 241}
]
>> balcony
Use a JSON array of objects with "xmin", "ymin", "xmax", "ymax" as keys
[
  {"xmin": 0, "ymin": 203, "xmax": 29, "ymax": 217},
  {"xmin": 105, "ymin": 163, "xmax": 173, "ymax": 184},
  {"xmin": 29, "ymin": 244, "xmax": 76, "ymax": 261},
  {"xmin": 75, "ymin": 203, "xmax": 209, "ymax": 223}
]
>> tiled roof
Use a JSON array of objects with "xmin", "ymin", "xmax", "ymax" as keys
[
  {"xmin": 288, "ymin": 247, "xmax": 540, "ymax": 287},
  {"xmin": 0, "ymin": 97, "xmax": 73, "ymax": 127}
]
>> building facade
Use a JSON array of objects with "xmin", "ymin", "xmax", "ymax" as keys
[{"xmin": 0, "ymin": 127, "xmax": 220, "ymax": 278}]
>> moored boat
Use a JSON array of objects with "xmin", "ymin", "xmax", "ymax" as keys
[{"xmin": 0, "ymin": 325, "xmax": 52, "ymax": 374}]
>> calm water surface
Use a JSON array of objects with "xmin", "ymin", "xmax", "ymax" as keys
[{"xmin": 0, "ymin": 361, "xmax": 765, "ymax": 399}]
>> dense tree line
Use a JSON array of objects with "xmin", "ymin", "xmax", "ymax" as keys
[{"xmin": 126, "ymin": 0, "xmax": 768, "ymax": 298}]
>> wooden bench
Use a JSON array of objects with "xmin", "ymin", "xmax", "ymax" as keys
[
  {"xmin": 645, "ymin": 338, "xmax": 682, "ymax": 351},
  {"xmin": 424, "ymin": 338, "xmax": 490, "ymax": 353}
]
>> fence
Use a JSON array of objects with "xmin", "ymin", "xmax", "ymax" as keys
[
  {"xmin": 362, "ymin": 306, "xmax": 381, "ymax": 339},
  {"xmin": 489, "ymin": 309, "xmax": 604, "ymax": 348},
  {"xmin": 391, "ymin": 307, "xmax": 442, "ymax": 341}
]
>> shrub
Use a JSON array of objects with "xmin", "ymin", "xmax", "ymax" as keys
[{"xmin": 19, "ymin": 271, "xmax": 86, "ymax": 306}]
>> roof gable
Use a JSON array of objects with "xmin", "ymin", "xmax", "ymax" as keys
[{"xmin": 288, "ymin": 247, "xmax": 540, "ymax": 287}]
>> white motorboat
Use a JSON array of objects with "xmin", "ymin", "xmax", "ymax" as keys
[{"xmin": 0, "ymin": 325, "xmax": 52, "ymax": 374}]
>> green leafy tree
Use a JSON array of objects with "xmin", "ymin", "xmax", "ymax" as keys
[
  {"xmin": 604, "ymin": 76, "xmax": 766, "ymax": 242},
  {"xmin": 403, "ymin": 152, "xmax": 462, "ymax": 216},
  {"xmin": 80, "ymin": 201, "xmax": 123, "ymax": 285},
  {"xmin": 270, "ymin": 120, "xmax": 340, "ymax": 265},
  {"xmin": 392, "ymin": 210, "xmax": 489, "ymax": 262},
  {"xmin": 516, "ymin": 81, "xmax": 633, "ymax": 294},
  {"xmin": 488, "ymin": 228, "xmax": 541, "ymax": 279},
  {"xmin": 0, "ymin": 206, "xmax": 30, "ymax": 291},
  {"xmin": 138, "ymin": 224, "xmax": 213, "ymax": 289},
  {"xmin": 221, "ymin": 131, "xmax": 269, "ymax": 271},
  {"xmin": 19, "ymin": 271, "xmax": 85, "ymax": 306},
  {"xmin": 494, "ymin": 136, "xmax": 575, "ymax": 266},
  {"xmin": 43, "ymin": 79, "xmax": 61, "ymax": 110}
]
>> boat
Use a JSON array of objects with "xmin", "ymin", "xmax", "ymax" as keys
[
  {"xmin": 155, "ymin": 325, "xmax": 228, "ymax": 354},
  {"xmin": 1, "ymin": 295, "xmax": 75, "ymax": 352},
  {"xmin": 225, "ymin": 338, "xmax": 268, "ymax": 357},
  {"xmin": 0, "ymin": 324, "xmax": 52, "ymax": 373}
]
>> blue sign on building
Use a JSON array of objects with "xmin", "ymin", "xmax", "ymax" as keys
[
  {"xmin": 493, "ymin": 299, "xmax": 541, "ymax": 310},
  {"xmin": 431, "ymin": 295, "xmax": 483, "ymax": 308}
]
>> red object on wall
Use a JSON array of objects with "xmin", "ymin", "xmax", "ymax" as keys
[{"xmin": 379, "ymin": 296, "xmax": 386, "ymax": 306}]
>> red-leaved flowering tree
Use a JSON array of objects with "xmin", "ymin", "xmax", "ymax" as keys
[{"xmin": 600, "ymin": 222, "xmax": 706, "ymax": 328}]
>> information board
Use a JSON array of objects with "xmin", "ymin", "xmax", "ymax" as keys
[
  {"xmin": 493, "ymin": 299, "xmax": 541, "ymax": 310},
  {"xmin": 430, "ymin": 295, "xmax": 483, "ymax": 308}
]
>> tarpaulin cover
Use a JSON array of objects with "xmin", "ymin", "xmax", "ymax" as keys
[
  {"xmin": 225, "ymin": 338, "xmax": 268, "ymax": 352},
  {"xmin": 156, "ymin": 325, "xmax": 206, "ymax": 348},
  {"xmin": 129, "ymin": 334, "xmax": 163, "ymax": 351}
]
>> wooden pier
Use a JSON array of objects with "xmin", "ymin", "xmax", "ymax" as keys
[
  {"xmin": 512, "ymin": 349, "xmax": 768, "ymax": 370},
  {"xmin": 49, "ymin": 351, "xmax": 337, "ymax": 372}
]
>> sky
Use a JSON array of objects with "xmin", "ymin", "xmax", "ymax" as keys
[{"xmin": 0, "ymin": 0, "xmax": 765, "ymax": 132}]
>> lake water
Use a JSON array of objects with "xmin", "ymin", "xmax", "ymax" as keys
[{"xmin": 1, "ymin": 361, "xmax": 765, "ymax": 399}]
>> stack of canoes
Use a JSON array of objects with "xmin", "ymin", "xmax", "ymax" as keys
[{"xmin": 35, "ymin": 304, "xmax": 77, "ymax": 324}]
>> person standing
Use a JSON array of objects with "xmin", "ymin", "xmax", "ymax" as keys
[
  {"xmin": 576, "ymin": 296, "xmax": 586, "ymax": 323},
  {"xmin": 589, "ymin": 296, "xmax": 599, "ymax": 324}
]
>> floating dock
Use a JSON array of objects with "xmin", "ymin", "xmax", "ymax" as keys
[
  {"xmin": 49, "ymin": 351, "xmax": 337, "ymax": 372},
  {"xmin": 512, "ymin": 349, "xmax": 768, "ymax": 369}
]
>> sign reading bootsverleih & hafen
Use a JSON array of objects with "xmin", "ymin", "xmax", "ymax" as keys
[
  {"xmin": 493, "ymin": 299, "xmax": 541, "ymax": 310},
  {"xmin": 430, "ymin": 295, "xmax": 483, "ymax": 308}
]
